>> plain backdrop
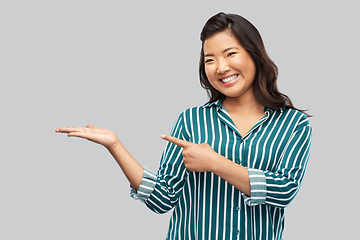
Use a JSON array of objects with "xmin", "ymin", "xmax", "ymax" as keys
[{"xmin": 1, "ymin": 0, "xmax": 358, "ymax": 239}]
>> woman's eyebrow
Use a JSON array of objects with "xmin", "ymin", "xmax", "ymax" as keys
[
  {"xmin": 204, "ymin": 47, "xmax": 239, "ymax": 57},
  {"xmin": 223, "ymin": 47, "xmax": 239, "ymax": 53}
]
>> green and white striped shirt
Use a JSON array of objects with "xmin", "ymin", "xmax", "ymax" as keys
[{"xmin": 131, "ymin": 99, "xmax": 312, "ymax": 240}]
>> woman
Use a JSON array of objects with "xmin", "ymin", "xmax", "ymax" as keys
[{"xmin": 56, "ymin": 12, "xmax": 312, "ymax": 239}]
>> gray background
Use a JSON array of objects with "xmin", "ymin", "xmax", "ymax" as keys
[{"xmin": 1, "ymin": 0, "xmax": 358, "ymax": 239}]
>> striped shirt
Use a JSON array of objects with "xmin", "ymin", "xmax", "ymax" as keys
[{"xmin": 131, "ymin": 99, "xmax": 312, "ymax": 240}]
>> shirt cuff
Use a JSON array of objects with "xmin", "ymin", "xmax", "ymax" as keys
[
  {"xmin": 130, "ymin": 167, "xmax": 157, "ymax": 203},
  {"xmin": 242, "ymin": 168, "xmax": 267, "ymax": 206}
]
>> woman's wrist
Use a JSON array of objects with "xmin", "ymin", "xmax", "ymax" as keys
[
  {"xmin": 107, "ymin": 138, "xmax": 123, "ymax": 154},
  {"xmin": 208, "ymin": 153, "xmax": 226, "ymax": 173}
]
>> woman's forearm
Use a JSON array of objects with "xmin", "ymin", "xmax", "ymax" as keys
[
  {"xmin": 108, "ymin": 141, "xmax": 144, "ymax": 191},
  {"xmin": 210, "ymin": 154, "xmax": 251, "ymax": 196}
]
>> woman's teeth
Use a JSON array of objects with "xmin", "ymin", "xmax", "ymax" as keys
[{"xmin": 221, "ymin": 75, "xmax": 238, "ymax": 83}]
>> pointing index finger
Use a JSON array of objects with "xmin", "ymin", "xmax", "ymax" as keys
[{"xmin": 161, "ymin": 134, "xmax": 190, "ymax": 148}]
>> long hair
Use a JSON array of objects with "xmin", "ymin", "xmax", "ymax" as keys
[{"xmin": 199, "ymin": 12, "xmax": 311, "ymax": 117}]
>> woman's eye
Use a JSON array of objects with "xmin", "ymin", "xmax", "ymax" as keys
[
  {"xmin": 205, "ymin": 59, "xmax": 214, "ymax": 63},
  {"xmin": 227, "ymin": 52, "xmax": 236, "ymax": 57}
]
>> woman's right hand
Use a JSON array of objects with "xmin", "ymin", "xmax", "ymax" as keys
[
  {"xmin": 56, "ymin": 124, "xmax": 144, "ymax": 190},
  {"xmin": 55, "ymin": 124, "xmax": 121, "ymax": 151}
]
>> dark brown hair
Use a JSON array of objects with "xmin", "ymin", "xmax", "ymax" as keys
[{"xmin": 199, "ymin": 12, "xmax": 311, "ymax": 116}]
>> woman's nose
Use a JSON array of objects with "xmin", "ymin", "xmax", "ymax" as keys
[{"xmin": 216, "ymin": 59, "xmax": 231, "ymax": 74}]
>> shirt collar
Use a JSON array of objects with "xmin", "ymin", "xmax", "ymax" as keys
[
  {"xmin": 202, "ymin": 99, "xmax": 284, "ymax": 114},
  {"xmin": 264, "ymin": 107, "xmax": 284, "ymax": 117},
  {"xmin": 202, "ymin": 99, "xmax": 223, "ymax": 109},
  {"xmin": 264, "ymin": 106, "xmax": 272, "ymax": 114}
]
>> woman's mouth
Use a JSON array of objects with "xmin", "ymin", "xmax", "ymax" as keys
[{"xmin": 220, "ymin": 74, "xmax": 239, "ymax": 86}]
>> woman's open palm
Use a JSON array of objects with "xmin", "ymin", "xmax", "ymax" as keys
[{"xmin": 55, "ymin": 125, "xmax": 119, "ymax": 150}]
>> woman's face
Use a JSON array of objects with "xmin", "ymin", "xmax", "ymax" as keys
[{"xmin": 203, "ymin": 31, "xmax": 256, "ymax": 100}]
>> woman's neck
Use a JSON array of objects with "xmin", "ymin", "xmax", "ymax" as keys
[{"xmin": 222, "ymin": 94, "xmax": 264, "ymax": 115}]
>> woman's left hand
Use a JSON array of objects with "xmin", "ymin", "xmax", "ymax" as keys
[{"xmin": 161, "ymin": 134, "xmax": 220, "ymax": 172}]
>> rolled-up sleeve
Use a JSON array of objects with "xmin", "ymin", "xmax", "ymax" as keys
[
  {"xmin": 130, "ymin": 167, "xmax": 157, "ymax": 203},
  {"xmin": 242, "ymin": 169, "xmax": 267, "ymax": 206},
  {"xmin": 243, "ymin": 116, "xmax": 312, "ymax": 209}
]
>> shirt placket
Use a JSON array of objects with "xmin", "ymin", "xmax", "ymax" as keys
[
  {"xmin": 241, "ymin": 111, "xmax": 270, "ymax": 167},
  {"xmin": 216, "ymin": 107, "xmax": 271, "ymax": 238}
]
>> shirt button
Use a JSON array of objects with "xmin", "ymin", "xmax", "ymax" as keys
[
  {"xmin": 236, "ymin": 207, "xmax": 240, "ymax": 211},
  {"xmin": 236, "ymin": 230, "xmax": 240, "ymax": 235}
]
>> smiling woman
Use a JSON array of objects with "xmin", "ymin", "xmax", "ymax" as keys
[
  {"xmin": 199, "ymin": 13, "xmax": 310, "ymax": 117},
  {"xmin": 56, "ymin": 12, "xmax": 312, "ymax": 240},
  {"xmin": 203, "ymin": 31, "xmax": 257, "ymax": 100}
]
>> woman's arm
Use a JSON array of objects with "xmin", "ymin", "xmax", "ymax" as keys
[
  {"xmin": 55, "ymin": 125, "xmax": 143, "ymax": 190},
  {"xmin": 161, "ymin": 134, "xmax": 251, "ymax": 196},
  {"xmin": 210, "ymin": 155, "xmax": 251, "ymax": 196}
]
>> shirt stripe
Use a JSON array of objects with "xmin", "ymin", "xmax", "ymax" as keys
[{"xmin": 131, "ymin": 99, "xmax": 312, "ymax": 240}]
